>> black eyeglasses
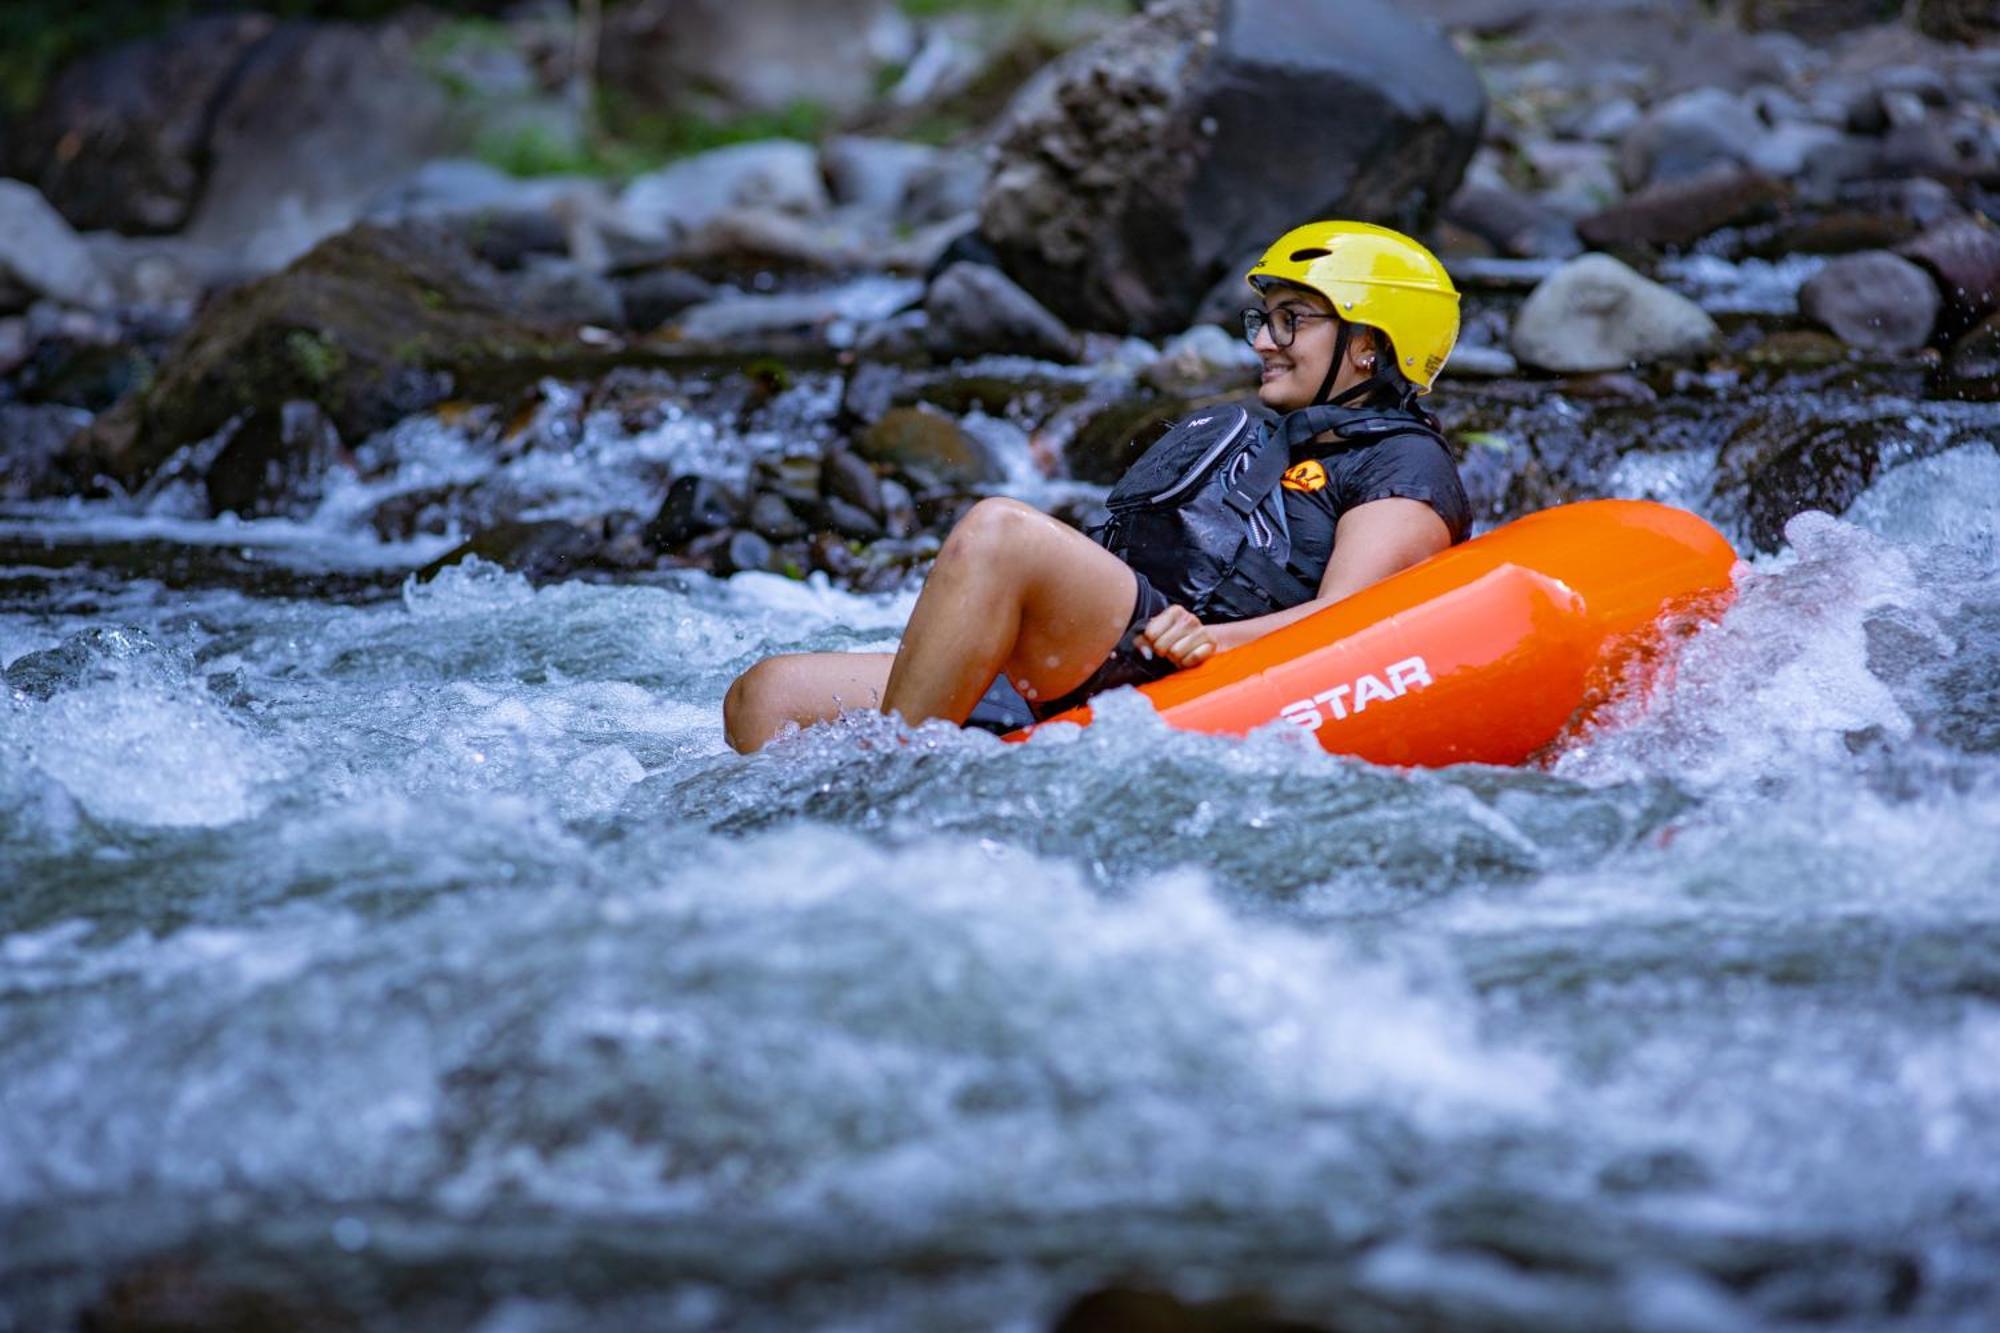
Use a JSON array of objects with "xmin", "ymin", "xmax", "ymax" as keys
[{"xmin": 1240, "ymin": 306, "xmax": 1338, "ymax": 348}]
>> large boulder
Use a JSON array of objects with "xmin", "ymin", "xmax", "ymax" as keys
[
  {"xmin": 4, "ymin": 14, "xmax": 276, "ymax": 234},
  {"xmin": 179, "ymin": 22, "xmax": 458, "ymax": 274},
  {"xmin": 70, "ymin": 223, "xmax": 572, "ymax": 494},
  {"xmin": 1510, "ymin": 253, "xmax": 1718, "ymax": 373},
  {"xmin": 0, "ymin": 182, "xmax": 115, "ymax": 313},
  {"xmin": 980, "ymin": 0, "xmax": 1484, "ymax": 337},
  {"xmin": 601, "ymin": 0, "xmax": 911, "ymax": 120}
]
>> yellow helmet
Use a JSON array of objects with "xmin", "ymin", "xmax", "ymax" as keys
[{"xmin": 1246, "ymin": 221, "xmax": 1460, "ymax": 393}]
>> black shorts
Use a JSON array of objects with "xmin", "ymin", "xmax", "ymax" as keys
[{"xmin": 964, "ymin": 567, "xmax": 1176, "ymax": 733}]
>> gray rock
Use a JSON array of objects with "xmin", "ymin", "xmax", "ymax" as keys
[
  {"xmin": 511, "ymin": 257, "xmax": 625, "ymax": 328},
  {"xmin": 980, "ymin": 0, "xmax": 1484, "ymax": 338},
  {"xmin": 898, "ymin": 151, "xmax": 988, "ymax": 228},
  {"xmin": 674, "ymin": 276, "xmax": 922, "ymax": 343},
  {"xmin": 821, "ymin": 136, "xmax": 942, "ymax": 214},
  {"xmin": 1521, "ymin": 140, "xmax": 1622, "ymax": 219},
  {"xmin": 619, "ymin": 141, "xmax": 828, "ymax": 243},
  {"xmin": 1440, "ymin": 344, "xmax": 1519, "ymax": 378},
  {"xmin": 722, "ymin": 529, "xmax": 775, "ymax": 576},
  {"xmin": 0, "ymin": 403, "xmax": 91, "ymax": 500},
  {"xmin": 4, "ymin": 13, "xmax": 275, "ymax": 234},
  {"xmin": 673, "ymin": 209, "xmax": 873, "ymax": 271},
  {"xmin": 614, "ymin": 268, "xmax": 717, "ymax": 332},
  {"xmin": 182, "ymin": 22, "xmax": 459, "ymax": 274},
  {"xmin": 1618, "ymin": 88, "xmax": 1765, "ymax": 190},
  {"xmin": 856, "ymin": 405, "xmax": 998, "ymax": 487},
  {"xmin": 1510, "ymin": 253, "xmax": 1718, "ymax": 373},
  {"xmin": 1898, "ymin": 219, "xmax": 2000, "ymax": 342},
  {"xmin": 647, "ymin": 474, "xmax": 742, "ymax": 549},
  {"xmin": 1442, "ymin": 183, "xmax": 1582, "ymax": 259},
  {"xmin": 602, "ymin": 0, "xmax": 911, "ymax": 121},
  {"xmin": 879, "ymin": 477, "xmax": 918, "ymax": 541},
  {"xmin": 749, "ymin": 493, "xmax": 809, "ymax": 541},
  {"xmin": 1941, "ymin": 310, "xmax": 2000, "ymax": 394},
  {"xmin": 204, "ymin": 400, "xmax": 345, "ymax": 518},
  {"xmin": 924, "ymin": 261, "xmax": 1077, "ymax": 363},
  {"xmin": 0, "ymin": 182, "xmax": 113, "ymax": 313},
  {"xmin": 1798, "ymin": 251, "xmax": 1941, "ymax": 354},
  {"xmin": 1142, "ymin": 324, "xmax": 1261, "ymax": 396},
  {"xmin": 822, "ymin": 448, "xmax": 885, "ymax": 520},
  {"xmin": 819, "ymin": 494, "xmax": 885, "ymax": 540}
]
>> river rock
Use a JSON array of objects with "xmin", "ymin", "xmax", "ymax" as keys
[
  {"xmin": 819, "ymin": 495, "xmax": 886, "ymax": 541},
  {"xmin": 855, "ymin": 406, "xmax": 999, "ymax": 487},
  {"xmin": 619, "ymin": 141, "xmax": 829, "ymax": 244},
  {"xmin": 1714, "ymin": 411, "xmax": 1900, "ymax": 552},
  {"xmin": 898, "ymin": 151, "xmax": 987, "ymax": 228},
  {"xmin": 1142, "ymin": 324, "xmax": 1261, "ymax": 396},
  {"xmin": 1442, "ymin": 183, "xmax": 1582, "ymax": 260},
  {"xmin": 203, "ymin": 400, "xmax": 345, "ymax": 518},
  {"xmin": 821, "ymin": 448, "xmax": 885, "ymax": 520},
  {"xmin": 1510, "ymin": 253, "xmax": 1718, "ymax": 373},
  {"xmin": 1798, "ymin": 251, "xmax": 1940, "ymax": 353},
  {"xmin": 1065, "ymin": 392, "xmax": 1203, "ymax": 486},
  {"xmin": 4, "ymin": 14, "xmax": 276, "ymax": 234},
  {"xmin": 721, "ymin": 529, "xmax": 776, "ymax": 576},
  {"xmin": 70, "ymin": 223, "xmax": 569, "ymax": 493},
  {"xmin": 0, "ymin": 182, "xmax": 114, "ymax": 315},
  {"xmin": 1618, "ymin": 88, "xmax": 1766, "ymax": 189},
  {"xmin": 979, "ymin": 0, "xmax": 1483, "ymax": 338},
  {"xmin": 924, "ymin": 262, "xmax": 1078, "ymax": 363},
  {"xmin": 748, "ymin": 493, "xmax": 809, "ymax": 541},
  {"xmin": 1577, "ymin": 166, "xmax": 1789, "ymax": 251},
  {"xmin": 1897, "ymin": 219, "xmax": 2000, "ymax": 343},
  {"xmin": 647, "ymin": 474, "xmax": 742, "ymax": 549},
  {"xmin": 510, "ymin": 257, "xmax": 625, "ymax": 329},
  {"xmin": 602, "ymin": 0, "xmax": 910, "ymax": 120},
  {"xmin": 421, "ymin": 518, "xmax": 612, "ymax": 584},
  {"xmin": 0, "ymin": 403, "xmax": 91, "ymax": 500},
  {"xmin": 180, "ymin": 21, "xmax": 458, "ymax": 275},
  {"xmin": 821, "ymin": 136, "xmax": 942, "ymax": 215},
  {"xmin": 1940, "ymin": 309, "xmax": 2000, "ymax": 396}
]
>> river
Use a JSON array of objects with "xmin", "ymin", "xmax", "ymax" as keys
[{"xmin": 2, "ymin": 308, "xmax": 1998, "ymax": 1328}]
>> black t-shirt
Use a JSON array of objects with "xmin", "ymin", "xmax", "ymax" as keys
[{"xmin": 1276, "ymin": 430, "xmax": 1473, "ymax": 593}]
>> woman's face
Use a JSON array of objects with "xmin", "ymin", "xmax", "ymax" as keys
[{"xmin": 1248, "ymin": 287, "xmax": 1371, "ymax": 413}]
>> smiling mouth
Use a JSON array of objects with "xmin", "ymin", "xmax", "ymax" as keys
[{"xmin": 1260, "ymin": 362, "xmax": 1292, "ymax": 383}]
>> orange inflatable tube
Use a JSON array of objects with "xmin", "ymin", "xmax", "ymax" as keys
[{"xmin": 1012, "ymin": 500, "xmax": 1738, "ymax": 767}]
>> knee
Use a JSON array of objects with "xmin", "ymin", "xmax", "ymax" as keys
[
  {"xmin": 724, "ymin": 657, "xmax": 792, "ymax": 753},
  {"xmin": 940, "ymin": 497, "xmax": 1037, "ymax": 565}
]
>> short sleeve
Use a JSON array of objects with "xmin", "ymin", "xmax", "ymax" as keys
[{"xmin": 1331, "ymin": 433, "xmax": 1473, "ymax": 544}]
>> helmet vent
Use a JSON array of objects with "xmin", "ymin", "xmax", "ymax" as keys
[{"xmin": 1288, "ymin": 248, "xmax": 1331, "ymax": 262}]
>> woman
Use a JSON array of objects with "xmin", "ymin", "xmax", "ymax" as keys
[{"xmin": 723, "ymin": 221, "xmax": 1472, "ymax": 753}]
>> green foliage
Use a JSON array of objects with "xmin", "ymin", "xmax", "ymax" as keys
[{"xmin": 285, "ymin": 329, "xmax": 347, "ymax": 387}]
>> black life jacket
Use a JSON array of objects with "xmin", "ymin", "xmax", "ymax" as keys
[{"xmin": 1088, "ymin": 400, "xmax": 1448, "ymax": 622}]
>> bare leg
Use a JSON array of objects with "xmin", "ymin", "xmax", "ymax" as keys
[
  {"xmin": 880, "ymin": 497, "xmax": 1139, "ymax": 726},
  {"xmin": 724, "ymin": 651, "xmax": 894, "ymax": 753}
]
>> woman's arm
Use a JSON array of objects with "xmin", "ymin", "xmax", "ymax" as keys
[{"xmin": 1174, "ymin": 497, "xmax": 1453, "ymax": 658}]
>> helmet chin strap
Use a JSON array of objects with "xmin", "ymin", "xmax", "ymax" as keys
[{"xmin": 1311, "ymin": 321, "xmax": 1391, "ymax": 408}]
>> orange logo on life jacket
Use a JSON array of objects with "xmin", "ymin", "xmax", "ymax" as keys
[{"xmin": 1282, "ymin": 459, "xmax": 1328, "ymax": 493}]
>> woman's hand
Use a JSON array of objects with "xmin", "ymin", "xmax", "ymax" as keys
[{"xmin": 1137, "ymin": 604, "xmax": 1216, "ymax": 669}]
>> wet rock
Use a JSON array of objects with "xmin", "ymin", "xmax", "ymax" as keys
[
  {"xmin": 1741, "ymin": 329, "xmax": 1856, "ymax": 368},
  {"xmin": 1522, "ymin": 140, "xmax": 1622, "ymax": 218},
  {"xmin": 70, "ymin": 222, "xmax": 569, "ymax": 493},
  {"xmin": 1940, "ymin": 309, "xmax": 2000, "ymax": 397},
  {"xmin": 674, "ymin": 276, "xmax": 922, "ymax": 343},
  {"xmin": 675, "ymin": 209, "xmax": 875, "ymax": 273},
  {"xmin": 0, "ymin": 182, "xmax": 115, "ymax": 314},
  {"xmin": 511, "ymin": 257, "xmax": 625, "ymax": 328},
  {"xmin": 1915, "ymin": 0, "xmax": 2000, "ymax": 42},
  {"xmin": 822, "ymin": 448, "xmax": 885, "ymax": 520},
  {"xmin": 821, "ymin": 136, "xmax": 942, "ymax": 214},
  {"xmin": 1065, "ymin": 392, "xmax": 1205, "ymax": 486},
  {"xmin": 752, "ymin": 453, "xmax": 823, "ymax": 507},
  {"xmin": 1052, "ymin": 1285, "xmax": 1325, "ymax": 1333},
  {"xmin": 1798, "ymin": 251, "xmax": 1940, "ymax": 353},
  {"xmin": 619, "ymin": 141, "xmax": 829, "ymax": 244},
  {"xmin": 1740, "ymin": 0, "xmax": 1922, "ymax": 38},
  {"xmin": 1442, "ymin": 183, "xmax": 1582, "ymax": 259},
  {"xmin": 1618, "ymin": 87, "xmax": 1766, "ymax": 189},
  {"xmin": 924, "ymin": 262, "xmax": 1077, "ymax": 363},
  {"xmin": 0, "ymin": 403, "xmax": 91, "ymax": 500},
  {"xmin": 1143, "ymin": 324, "xmax": 1261, "ymax": 396},
  {"xmin": 981, "ymin": 0, "xmax": 1483, "ymax": 337},
  {"xmin": 602, "ymin": 0, "xmax": 909, "ymax": 121},
  {"xmin": 204, "ymin": 400, "xmax": 346, "ymax": 518},
  {"xmin": 1576, "ymin": 166, "xmax": 1789, "ymax": 251},
  {"xmin": 1897, "ymin": 218, "xmax": 2000, "ymax": 343},
  {"xmin": 818, "ymin": 495, "xmax": 885, "ymax": 540},
  {"xmin": 614, "ymin": 267, "xmax": 717, "ymax": 332},
  {"xmin": 899, "ymin": 151, "xmax": 988, "ymax": 228},
  {"xmin": 809, "ymin": 529, "xmax": 863, "ymax": 579},
  {"xmin": 1757, "ymin": 211, "xmax": 1918, "ymax": 257},
  {"xmin": 647, "ymin": 474, "xmax": 742, "ymax": 548},
  {"xmin": 421, "ymin": 518, "xmax": 609, "ymax": 584},
  {"xmin": 722, "ymin": 529, "xmax": 776, "ymax": 575},
  {"xmin": 1510, "ymin": 253, "xmax": 1718, "ymax": 373},
  {"xmin": 1441, "ymin": 345, "xmax": 1519, "ymax": 378},
  {"xmin": 181, "ymin": 21, "xmax": 459, "ymax": 274},
  {"xmin": 1715, "ymin": 412, "xmax": 1900, "ymax": 552},
  {"xmin": 5, "ymin": 14, "xmax": 275, "ymax": 234},
  {"xmin": 749, "ymin": 493, "xmax": 809, "ymax": 541},
  {"xmin": 880, "ymin": 477, "xmax": 919, "ymax": 540},
  {"xmin": 856, "ymin": 405, "xmax": 999, "ymax": 487}
]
